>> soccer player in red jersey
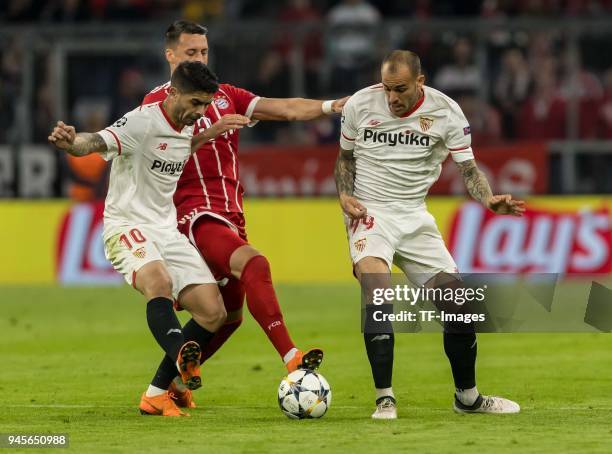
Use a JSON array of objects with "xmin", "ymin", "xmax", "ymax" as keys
[{"xmin": 144, "ymin": 21, "xmax": 348, "ymax": 408}]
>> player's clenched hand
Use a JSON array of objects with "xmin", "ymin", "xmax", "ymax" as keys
[
  {"xmin": 210, "ymin": 114, "xmax": 250, "ymax": 136},
  {"xmin": 192, "ymin": 114, "xmax": 251, "ymax": 151},
  {"xmin": 331, "ymin": 96, "xmax": 350, "ymax": 113},
  {"xmin": 340, "ymin": 194, "xmax": 367, "ymax": 219},
  {"xmin": 48, "ymin": 121, "xmax": 76, "ymax": 150},
  {"xmin": 487, "ymin": 194, "xmax": 526, "ymax": 216}
]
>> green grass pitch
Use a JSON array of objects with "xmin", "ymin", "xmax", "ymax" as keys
[{"xmin": 1, "ymin": 285, "xmax": 611, "ymax": 453}]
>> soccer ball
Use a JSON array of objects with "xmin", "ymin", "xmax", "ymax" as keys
[{"xmin": 277, "ymin": 369, "xmax": 331, "ymax": 419}]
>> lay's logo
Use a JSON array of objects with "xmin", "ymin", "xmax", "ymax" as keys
[{"xmin": 449, "ymin": 202, "xmax": 612, "ymax": 274}]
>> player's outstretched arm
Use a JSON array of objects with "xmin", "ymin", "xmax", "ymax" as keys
[
  {"xmin": 334, "ymin": 146, "xmax": 367, "ymax": 219},
  {"xmin": 252, "ymin": 97, "xmax": 349, "ymax": 122},
  {"xmin": 48, "ymin": 121, "xmax": 107, "ymax": 157},
  {"xmin": 456, "ymin": 159, "xmax": 526, "ymax": 216}
]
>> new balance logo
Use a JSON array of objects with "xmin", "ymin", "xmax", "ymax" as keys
[
  {"xmin": 370, "ymin": 334, "xmax": 391, "ymax": 342},
  {"xmin": 156, "ymin": 143, "xmax": 168, "ymax": 151},
  {"xmin": 166, "ymin": 328, "xmax": 182, "ymax": 335}
]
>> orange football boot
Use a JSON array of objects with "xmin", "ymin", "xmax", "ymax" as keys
[
  {"xmin": 169, "ymin": 381, "xmax": 197, "ymax": 409},
  {"xmin": 176, "ymin": 341, "xmax": 202, "ymax": 390},
  {"xmin": 286, "ymin": 348, "xmax": 324, "ymax": 373},
  {"xmin": 139, "ymin": 392, "xmax": 189, "ymax": 417}
]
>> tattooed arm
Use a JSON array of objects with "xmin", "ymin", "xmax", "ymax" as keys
[
  {"xmin": 65, "ymin": 133, "xmax": 107, "ymax": 156},
  {"xmin": 334, "ymin": 146, "xmax": 367, "ymax": 219},
  {"xmin": 48, "ymin": 121, "xmax": 107, "ymax": 156},
  {"xmin": 456, "ymin": 159, "xmax": 526, "ymax": 216},
  {"xmin": 334, "ymin": 146, "xmax": 356, "ymax": 196},
  {"xmin": 456, "ymin": 159, "xmax": 493, "ymax": 205}
]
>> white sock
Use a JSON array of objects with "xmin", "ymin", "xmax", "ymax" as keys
[
  {"xmin": 283, "ymin": 347, "xmax": 298, "ymax": 365},
  {"xmin": 456, "ymin": 386, "xmax": 479, "ymax": 406},
  {"xmin": 145, "ymin": 385, "xmax": 167, "ymax": 398},
  {"xmin": 375, "ymin": 388, "xmax": 395, "ymax": 401},
  {"xmin": 172, "ymin": 376, "xmax": 188, "ymax": 392}
]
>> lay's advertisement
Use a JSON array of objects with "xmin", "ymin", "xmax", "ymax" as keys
[{"xmin": 0, "ymin": 197, "xmax": 610, "ymax": 285}]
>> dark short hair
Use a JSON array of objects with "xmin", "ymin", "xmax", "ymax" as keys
[
  {"xmin": 382, "ymin": 50, "xmax": 421, "ymax": 77},
  {"xmin": 165, "ymin": 20, "xmax": 208, "ymax": 47},
  {"xmin": 171, "ymin": 61, "xmax": 219, "ymax": 94}
]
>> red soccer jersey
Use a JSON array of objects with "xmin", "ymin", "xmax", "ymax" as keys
[{"xmin": 142, "ymin": 82, "xmax": 259, "ymax": 232}]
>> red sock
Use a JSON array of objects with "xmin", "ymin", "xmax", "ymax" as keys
[
  {"xmin": 200, "ymin": 319, "xmax": 242, "ymax": 363},
  {"xmin": 240, "ymin": 255, "xmax": 295, "ymax": 358}
]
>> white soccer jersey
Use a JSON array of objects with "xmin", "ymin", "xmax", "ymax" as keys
[
  {"xmin": 340, "ymin": 84, "xmax": 474, "ymax": 203},
  {"xmin": 97, "ymin": 102, "xmax": 195, "ymax": 234}
]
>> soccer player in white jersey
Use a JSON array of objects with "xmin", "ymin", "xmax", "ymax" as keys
[
  {"xmin": 335, "ymin": 50, "xmax": 526, "ymax": 419},
  {"xmin": 48, "ymin": 61, "xmax": 250, "ymax": 417}
]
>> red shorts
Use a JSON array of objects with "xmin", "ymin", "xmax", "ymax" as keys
[
  {"xmin": 178, "ymin": 206, "xmax": 247, "ymax": 242},
  {"xmin": 177, "ymin": 207, "xmax": 248, "ymax": 313},
  {"xmin": 178, "ymin": 207, "xmax": 247, "ymax": 277}
]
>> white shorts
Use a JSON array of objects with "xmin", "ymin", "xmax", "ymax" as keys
[
  {"xmin": 103, "ymin": 224, "xmax": 215, "ymax": 299},
  {"xmin": 344, "ymin": 200, "xmax": 458, "ymax": 285}
]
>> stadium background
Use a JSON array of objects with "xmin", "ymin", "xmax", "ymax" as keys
[
  {"xmin": 1, "ymin": 1, "xmax": 612, "ymax": 452},
  {"xmin": 2, "ymin": 0, "xmax": 612, "ymax": 282}
]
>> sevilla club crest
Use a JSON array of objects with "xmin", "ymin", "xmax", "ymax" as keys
[
  {"xmin": 419, "ymin": 116, "xmax": 434, "ymax": 132},
  {"xmin": 354, "ymin": 238, "xmax": 367, "ymax": 253}
]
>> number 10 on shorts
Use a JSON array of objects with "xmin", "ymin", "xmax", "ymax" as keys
[{"xmin": 119, "ymin": 228, "xmax": 147, "ymax": 250}]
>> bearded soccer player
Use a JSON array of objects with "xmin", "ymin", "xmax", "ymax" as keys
[
  {"xmin": 143, "ymin": 21, "xmax": 347, "ymax": 408},
  {"xmin": 335, "ymin": 50, "xmax": 525, "ymax": 419},
  {"xmin": 50, "ymin": 62, "xmax": 252, "ymax": 416}
]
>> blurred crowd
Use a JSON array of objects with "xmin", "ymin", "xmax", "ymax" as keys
[
  {"xmin": 3, "ymin": 0, "xmax": 612, "ymax": 147},
  {"xmin": 4, "ymin": 0, "xmax": 612, "ymax": 22}
]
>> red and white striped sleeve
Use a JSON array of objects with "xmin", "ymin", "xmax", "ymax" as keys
[
  {"xmin": 222, "ymin": 84, "xmax": 260, "ymax": 118},
  {"xmin": 444, "ymin": 100, "xmax": 474, "ymax": 163}
]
